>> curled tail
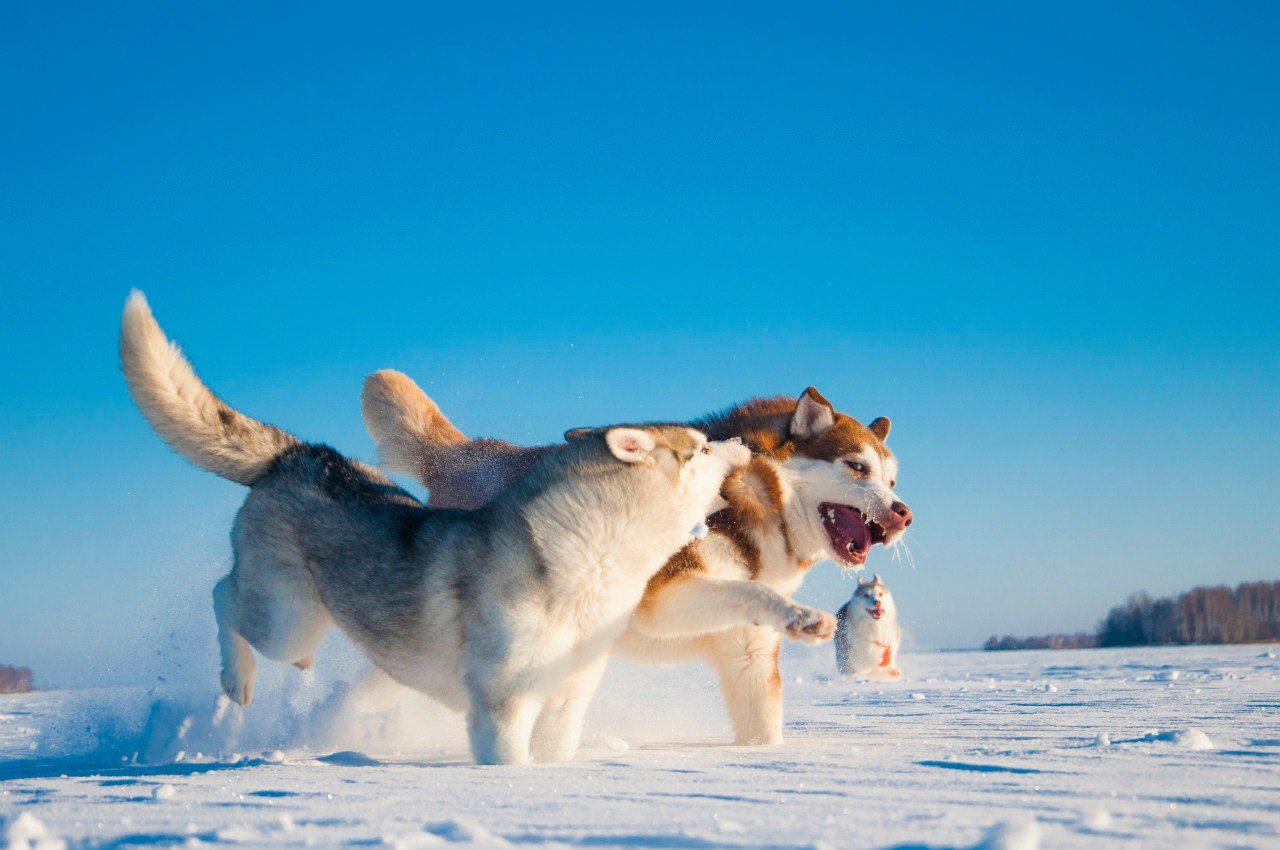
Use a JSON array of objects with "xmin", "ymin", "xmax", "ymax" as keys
[
  {"xmin": 361, "ymin": 369, "xmax": 470, "ymax": 479},
  {"xmin": 361, "ymin": 370, "xmax": 545, "ymax": 509},
  {"xmin": 120, "ymin": 291, "xmax": 299, "ymax": 486}
]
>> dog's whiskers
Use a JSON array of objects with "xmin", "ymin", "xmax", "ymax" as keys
[{"xmin": 888, "ymin": 534, "xmax": 918, "ymax": 569}]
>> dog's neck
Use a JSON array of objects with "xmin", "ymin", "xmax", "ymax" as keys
[
  {"xmin": 706, "ymin": 454, "xmax": 826, "ymax": 590},
  {"xmin": 695, "ymin": 396, "xmax": 801, "ymax": 459},
  {"xmin": 524, "ymin": 466, "xmax": 693, "ymax": 582}
]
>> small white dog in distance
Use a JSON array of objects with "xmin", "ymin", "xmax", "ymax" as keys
[{"xmin": 835, "ymin": 573, "xmax": 902, "ymax": 680}]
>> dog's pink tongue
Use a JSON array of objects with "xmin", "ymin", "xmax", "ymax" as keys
[{"xmin": 820, "ymin": 503, "xmax": 871, "ymax": 557}]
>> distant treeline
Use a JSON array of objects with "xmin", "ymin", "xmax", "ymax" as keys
[
  {"xmin": 1098, "ymin": 580, "xmax": 1280, "ymax": 646},
  {"xmin": 986, "ymin": 580, "xmax": 1280, "ymax": 651},
  {"xmin": 0, "ymin": 664, "xmax": 33, "ymax": 693},
  {"xmin": 983, "ymin": 632, "xmax": 1099, "ymax": 651}
]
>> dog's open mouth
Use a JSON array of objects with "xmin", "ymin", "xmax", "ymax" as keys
[
  {"xmin": 867, "ymin": 606, "xmax": 885, "ymax": 620},
  {"xmin": 819, "ymin": 502, "xmax": 887, "ymax": 567}
]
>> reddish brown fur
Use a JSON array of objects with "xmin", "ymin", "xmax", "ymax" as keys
[
  {"xmin": 801, "ymin": 415, "xmax": 890, "ymax": 464},
  {"xmin": 637, "ymin": 543, "xmax": 707, "ymax": 613},
  {"xmin": 720, "ymin": 455, "xmax": 785, "ymax": 525},
  {"xmin": 697, "ymin": 396, "xmax": 801, "ymax": 458},
  {"xmin": 707, "ymin": 455, "xmax": 788, "ymax": 579},
  {"xmin": 698, "ymin": 389, "xmax": 890, "ymax": 466},
  {"xmin": 766, "ymin": 641, "xmax": 782, "ymax": 701},
  {"xmin": 697, "ymin": 390, "xmax": 893, "ymax": 578},
  {"xmin": 706, "ymin": 509, "xmax": 762, "ymax": 580}
]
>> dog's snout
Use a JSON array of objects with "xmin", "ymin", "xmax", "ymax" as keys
[
  {"xmin": 890, "ymin": 501, "xmax": 912, "ymax": 528},
  {"xmin": 715, "ymin": 440, "xmax": 751, "ymax": 468}
]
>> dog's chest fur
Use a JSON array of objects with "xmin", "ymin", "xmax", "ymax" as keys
[
  {"xmin": 619, "ymin": 454, "xmax": 817, "ymax": 666},
  {"xmin": 835, "ymin": 596, "xmax": 901, "ymax": 679},
  {"xmin": 520, "ymin": 473, "xmax": 691, "ymax": 652},
  {"xmin": 844, "ymin": 610, "xmax": 898, "ymax": 646},
  {"xmin": 699, "ymin": 455, "xmax": 817, "ymax": 594}
]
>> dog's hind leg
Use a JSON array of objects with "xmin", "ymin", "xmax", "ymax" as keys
[
  {"xmin": 706, "ymin": 626, "xmax": 784, "ymax": 746},
  {"xmin": 529, "ymin": 656, "xmax": 608, "ymax": 763},
  {"xmin": 213, "ymin": 557, "xmax": 332, "ymax": 706},
  {"xmin": 213, "ymin": 576, "xmax": 257, "ymax": 706}
]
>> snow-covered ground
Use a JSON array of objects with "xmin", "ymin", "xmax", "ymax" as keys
[{"xmin": 2, "ymin": 643, "xmax": 1277, "ymax": 850}]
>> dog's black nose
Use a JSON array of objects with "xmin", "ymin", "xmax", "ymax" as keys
[{"xmin": 890, "ymin": 501, "xmax": 912, "ymax": 528}]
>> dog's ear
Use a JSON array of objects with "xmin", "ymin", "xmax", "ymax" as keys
[
  {"xmin": 790, "ymin": 387, "xmax": 835, "ymax": 440},
  {"xmin": 857, "ymin": 574, "xmax": 868, "ymax": 587},
  {"xmin": 868, "ymin": 417, "xmax": 891, "ymax": 441},
  {"xmin": 605, "ymin": 427, "xmax": 657, "ymax": 465},
  {"xmin": 873, "ymin": 573, "xmax": 882, "ymax": 585},
  {"xmin": 564, "ymin": 427, "xmax": 600, "ymax": 442}
]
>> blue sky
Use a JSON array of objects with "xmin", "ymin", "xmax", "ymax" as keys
[{"xmin": 2, "ymin": 2, "xmax": 1277, "ymax": 687}]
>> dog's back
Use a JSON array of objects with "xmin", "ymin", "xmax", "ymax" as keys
[{"xmin": 235, "ymin": 443, "xmax": 475, "ymax": 689}]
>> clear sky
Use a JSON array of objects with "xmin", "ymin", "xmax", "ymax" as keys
[{"xmin": 2, "ymin": 2, "xmax": 1277, "ymax": 687}]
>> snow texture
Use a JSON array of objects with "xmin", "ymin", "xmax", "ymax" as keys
[{"xmin": 1, "ymin": 644, "xmax": 1277, "ymax": 849}]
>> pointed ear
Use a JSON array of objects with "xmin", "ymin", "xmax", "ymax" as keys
[
  {"xmin": 605, "ymin": 427, "xmax": 656, "ymax": 464},
  {"xmin": 789, "ymin": 387, "xmax": 835, "ymax": 440},
  {"xmin": 868, "ymin": 417, "xmax": 891, "ymax": 441},
  {"xmin": 873, "ymin": 573, "xmax": 881, "ymax": 585},
  {"xmin": 857, "ymin": 574, "xmax": 868, "ymax": 586}
]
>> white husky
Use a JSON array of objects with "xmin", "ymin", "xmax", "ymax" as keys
[
  {"xmin": 835, "ymin": 573, "xmax": 902, "ymax": 680},
  {"xmin": 119, "ymin": 292, "xmax": 749, "ymax": 764}
]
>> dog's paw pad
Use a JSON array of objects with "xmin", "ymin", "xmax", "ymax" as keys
[{"xmin": 784, "ymin": 607, "xmax": 837, "ymax": 644}]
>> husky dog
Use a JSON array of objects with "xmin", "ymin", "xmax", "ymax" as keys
[
  {"xmin": 362, "ymin": 370, "xmax": 913, "ymax": 745},
  {"xmin": 119, "ymin": 293, "xmax": 748, "ymax": 764},
  {"xmin": 835, "ymin": 573, "xmax": 902, "ymax": 680}
]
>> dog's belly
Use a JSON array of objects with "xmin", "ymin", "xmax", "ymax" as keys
[
  {"xmin": 339, "ymin": 624, "xmax": 470, "ymax": 711},
  {"xmin": 380, "ymin": 660, "xmax": 470, "ymax": 712}
]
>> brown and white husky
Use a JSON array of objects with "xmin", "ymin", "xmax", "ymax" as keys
[{"xmin": 362, "ymin": 371, "xmax": 913, "ymax": 745}]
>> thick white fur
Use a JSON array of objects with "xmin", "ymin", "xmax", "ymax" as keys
[
  {"xmin": 360, "ymin": 367, "xmax": 469, "ymax": 480},
  {"xmin": 835, "ymin": 576, "xmax": 902, "ymax": 680},
  {"xmin": 780, "ymin": 454, "xmax": 903, "ymax": 558},
  {"xmin": 610, "ymin": 442, "xmax": 908, "ymax": 742},
  {"xmin": 121, "ymin": 294, "xmax": 750, "ymax": 764},
  {"xmin": 627, "ymin": 445, "xmax": 906, "ymax": 742},
  {"xmin": 618, "ymin": 454, "xmax": 894, "ymax": 744},
  {"xmin": 120, "ymin": 291, "xmax": 297, "ymax": 485}
]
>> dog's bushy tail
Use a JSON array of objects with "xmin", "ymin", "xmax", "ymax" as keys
[
  {"xmin": 360, "ymin": 369, "xmax": 470, "ymax": 479},
  {"xmin": 120, "ymin": 291, "xmax": 299, "ymax": 486}
]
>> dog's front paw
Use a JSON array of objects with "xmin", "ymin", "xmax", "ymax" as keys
[{"xmin": 782, "ymin": 606, "xmax": 837, "ymax": 644}]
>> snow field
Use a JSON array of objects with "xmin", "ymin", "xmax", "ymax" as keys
[{"xmin": 1, "ymin": 644, "xmax": 1277, "ymax": 849}]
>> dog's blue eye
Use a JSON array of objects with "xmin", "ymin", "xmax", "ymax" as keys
[{"xmin": 845, "ymin": 461, "xmax": 867, "ymax": 474}]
